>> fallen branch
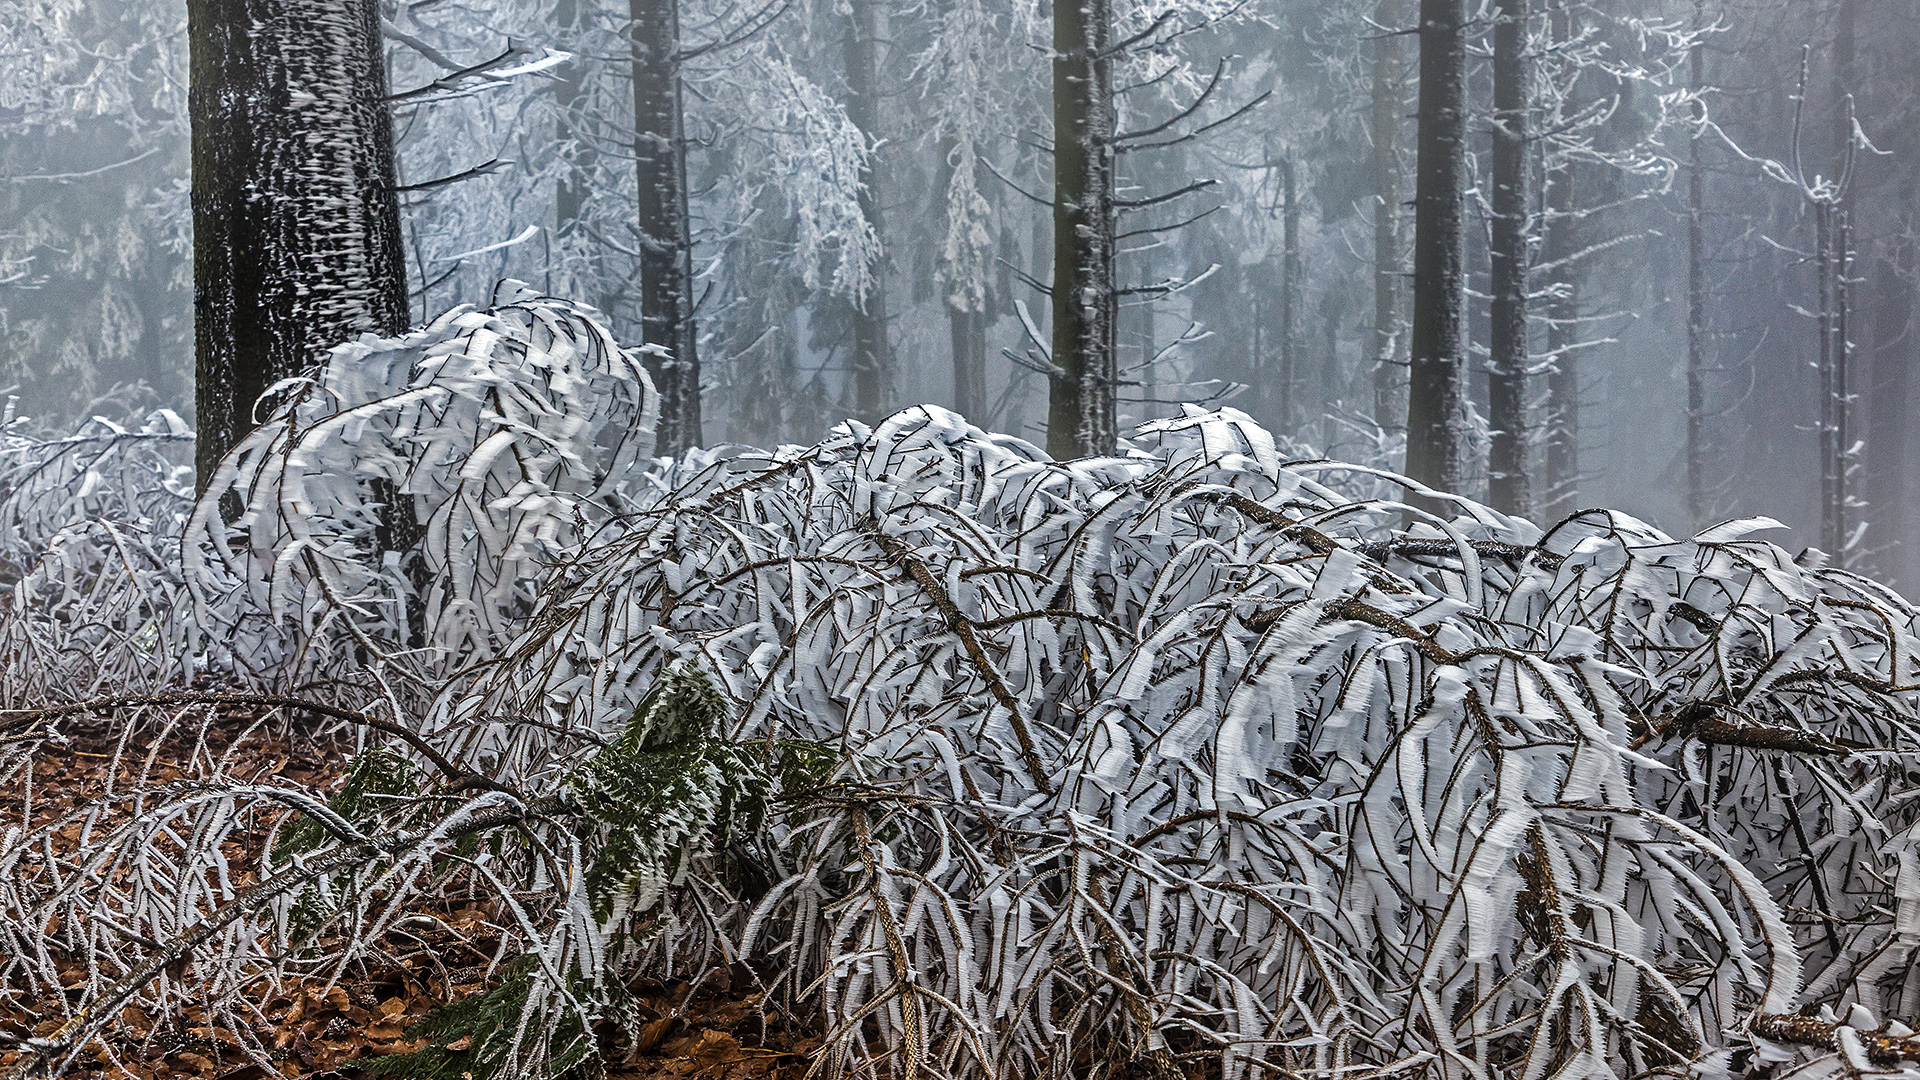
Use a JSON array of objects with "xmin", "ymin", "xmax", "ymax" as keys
[
  {"xmin": 0, "ymin": 692, "xmax": 510, "ymax": 794},
  {"xmin": 866, "ymin": 523, "xmax": 1055, "ymax": 796},
  {"xmin": 1, "ymin": 788, "xmax": 558, "ymax": 1080},
  {"xmin": 1628, "ymin": 700, "xmax": 1864, "ymax": 755},
  {"xmin": 1751, "ymin": 1012, "xmax": 1920, "ymax": 1065}
]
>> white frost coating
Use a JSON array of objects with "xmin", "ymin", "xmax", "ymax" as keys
[
  {"xmin": 418, "ymin": 404, "xmax": 1920, "ymax": 1079},
  {"xmin": 185, "ymin": 282, "xmax": 655, "ymax": 680},
  {"xmin": 8, "ymin": 393, "xmax": 1920, "ymax": 1078}
]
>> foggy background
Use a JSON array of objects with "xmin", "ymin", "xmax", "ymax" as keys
[{"xmin": 2, "ymin": 0, "xmax": 1914, "ymax": 582}]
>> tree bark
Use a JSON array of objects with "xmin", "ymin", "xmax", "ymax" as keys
[
  {"xmin": 1486, "ymin": 0, "xmax": 1532, "ymax": 517},
  {"xmin": 845, "ymin": 0, "xmax": 892, "ymax": 422},
  {"xmin": 1868, "ymin": 237, "xmax": 1912, "ymax": 574},
  {"xmin": 1280, "ymin": 156, "xmax": 1302, "ymax": 431},
  {"xmin": 1540, "ymin": 163, "xmax": 1580, "ymax": 518},
  {"xmin": 1047, "ymin": 0, "xmax": 1117, "ymax": 459},
  {"xmin": 188, "ymin": 0, "xmax": 408, "ymax": 494},
  {"xmin": 1404, "ymin": 0, "xmax": 1468, "ymax": 495},
  {"xmin": 1821, "ymin": 0, "xmax": 1856, "ymax": 558},
  {"xmin": 631, "ymin": 0, "xmax": 701, "ymax": 455},
  {"xmin": 934, "ymin": 135, "xmax": 989, "ymax": 421},
  {"xmin": 554, "ymin": 0, "xmax": 606, "ymax": 309},
  {"xmin": 1685, "ymin": 0, "xmax": 1707, "ymax": 523},
  {"xmin": 1372, "ymin": 0, "xmax": 1408, "ymax": 433}
]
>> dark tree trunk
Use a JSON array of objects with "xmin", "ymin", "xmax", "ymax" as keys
[
  {"xmin": 1685, "ymin": 0, "xmax": 1708, "ymax": 523},
  {"xmin": 1140, "ymin": 253, "xmax": 1158, "ymax": 418},
  {"xmin": 631, "ymin": 0, "xmax": 701, "ymax": 455},
  {"xmin": 1866, "ymin": 7, "xmax": 1914, "ymax": 582},
  {"xmin": 189, "ymin": 0, "xmax": 408, "ymax": 493},
  {"xmin": 1818, "ymin": 200, "xmax": 1854, "ymax": 557},
  {"xmin": 1280, "ymin": 157, "xmax": 1301, "ymax": 430},
  {"xmin": 951, "ymin": 307, "xmax": 987, "ymax": 420},
  {"xmin": 1404, "ymin": 0, "xmax": 1468, "ymax": 495},
  {"xmin": 1372, "ymin": 0, "xmax": 1408, "ymax": 433},
  {"xmin": 845, "ymin": 0, "xmax": 892, "ymax": 421},
  {"xmin": 554, "ymin": 0, "xmax": 606, "ymax": 309},
  {"xmin": 1868, "ymin": 238, "xmax": 1913, "ymax": 574},
  {"xmin": 1541, "ymin": 165, "xmax": 1580, "ymax": 518},
  {"xmin": 1821, "ymin": 0, "xmax": 1856, "ymax": 558},
  {"xmin": 1486, "ymin": 0, "xmax": 1532, "ymax": 517},
  {"xmin": 1047, "ymin": 0, "xmax": 1116, "ymax": 459},
  {"xmin": 934, "ymin": 135, "xmax": 989, "ymax": 421}
]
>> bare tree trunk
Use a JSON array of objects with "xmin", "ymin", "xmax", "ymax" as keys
[
  {"xmin": 1821, "ymin": 0, "xmax": 1856, "ymax": 558},
  {"xmin": 1280, "ymin": 156, "xmax": 1301, "ymax": 429},
  {"xmin": 189, "ymin": 0, "xmax": 408, "ymax": 493},
  {"xmin": 1540, "ymin": 164, "xmax": 1580, "ymax": 518},
  {"xmin": 934, "ymin": 137, "xmax": 990, "ymax": 421},
  {"xmin": 1404, "ymin": 0, "xmax": 1468, "ymax": 494},
  {"xmin": 1047, "ymin": 0, "xmax": 1116, "ymax": 459},
  {"xmin": 1866, "ymin": 12, "xmax": 1915, "ymax": 582},
  {"xmin": 1869, "ymin": 238, "xmax": 1913, "ymax": 568},
  {"xmin": 1486, "ymin": 0, "xmax": 1532, "ymax": 517},
  {"xmin": 1817, "ymin": 200, "xmax": 1843, "ymax": 555},
  {"xmin": 554, "ymin": 0, "xmax": 604, "ymax": 308},
  {"xmin": 1685, "ymin": 0, "xmax": 1708, "ymax": 523},
  {"xmin": 631, "ymin": 0, "xmax": 700, "ymax": 455},
  {"xmin": 845, "ymin": 0, "xmax": 892, "ymax": 421},
  {"xmin": 1141, "ymin": 253, "xmax": 1158, "ymax": 419},
  {"xmin": 1372, "ymin": 0, "xmax": 1408, "ymax": 433}
]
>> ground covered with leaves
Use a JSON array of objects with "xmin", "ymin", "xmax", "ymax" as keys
[{"xmin": 0, "ymin": 707, "xmax": 815, "ymax": 1080}]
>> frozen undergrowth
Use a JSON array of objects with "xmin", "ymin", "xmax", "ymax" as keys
[{"xmin": 3, "ymin": 297, "xmax": 1920, "ymax": 1080}]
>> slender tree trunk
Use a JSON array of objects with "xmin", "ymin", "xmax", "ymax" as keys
[
  {"xmin": 1821, "ymin": 0, "xmax": 1856, "ymax": 558},
  {"xmin": 935, "ymin": 135, "xmax": 990, "ymax": 421},
  {"xmin": 631, "ymin": 0, "xmax": 700, "ymax": 455},
  {"xmin": 1867, "ymin": 20, "xmax": 1915, "ymax": 582},
  {"xmin": 1541, "ymin": 164, "xmax": 1580, "ymax": 518},
  {"xmin": 1404, "ymin": 0, "xmax": 1469, "ymax": 494},
  {"xmin": 1372, "ymin": 0, "xmax": 1408, "ymax": 433},
  {"xmin": 1685, "ymin": 0, "xmax": 1708, "ymax": 523},
  {"xmin": 950, "ymin": 307, "xmax": 986, "ymax": 419},
  {"xmin": 1280, "ymin": 157, "xmax": 1302, "ymax": 430},
  {"xmin": 554, "ymin": 0, "xmax": 605, "ymax": 309},
  {"xmin": 1141, "ymin": 253, "xmax": 1158, "ymax": 418},
  {"xmin": 1818, "ymin": 201, "xmax": 1842, "ymax": 555},
  {"xmin": 1047, "ymin": 0, "xmax": 1116, "ymax": 459},
  {"xmin": 845, "ymin": 0, "xmax": 892, "ymax": 421},
  {"xmin": 189, "ymin": 0, "xmax": 408, "ymax": 493},
  {"xmin": 1486, "ymin": 0, "xmax": 1532, "ymax": 517},
  {"xmin": 1320, "ymin": 287, "xmax": 1346, "ymax": 445},
  {"xmin": 1869, "ymin": 236, "xmax": 1913, "ymax": 576}
]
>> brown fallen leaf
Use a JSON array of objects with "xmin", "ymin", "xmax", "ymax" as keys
[
  {"xmin": 170, "ymin": 1050, "xmax": 217, "ymax": 1075},
  {"xmin": 635, "ymin": 1016, "xmax": 679, "ymax": 1053}
]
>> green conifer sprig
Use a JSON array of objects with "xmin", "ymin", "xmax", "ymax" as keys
[{"xmin": 372, "ymin": 667, "xmax": 768, "ymax": 1080}]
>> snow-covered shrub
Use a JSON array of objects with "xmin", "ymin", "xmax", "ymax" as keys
[
  {"xmin": 10, "ymin": 402, "xmax": 1920, "ymax": 1080},
  {"xmin": 438, "ymin": 404, "xmax": 1920, "ymax": 1079},
  {"xmin": 186, "ymin": 280, "xmax": 656, "ymax": 684},
  {"xmin": 0, "ymin": 392, "xmax": 194, "ymax": 703}
]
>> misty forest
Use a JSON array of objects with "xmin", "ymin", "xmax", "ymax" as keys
[{"xmin": 8, "ymin": 0, "xmax": 1920, "ymax": 1078}]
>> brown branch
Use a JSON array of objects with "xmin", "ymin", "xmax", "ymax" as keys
[
  {"xmin": 1751, "ymin": 1013, "xmax": 1920, "ymax": 1065},
  {"xmin": 0, "ymin": 693, "xmax": 510, "ymax": 794},
  {"xmin": 0, "ymin": 791, "xmax": 557, "ymax": 1080},
  {"xmin": 1628, "ymin": 699, "xmax": 1864, "ymax": 755},
  {"xmin": 866, "ymin": 525, "xmax": 1055, "ymax": 796}
]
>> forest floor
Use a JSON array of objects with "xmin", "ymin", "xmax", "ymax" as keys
[{"xmin": 0, "ymin": 710, "xmax": 816, "ymax": 1080}]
